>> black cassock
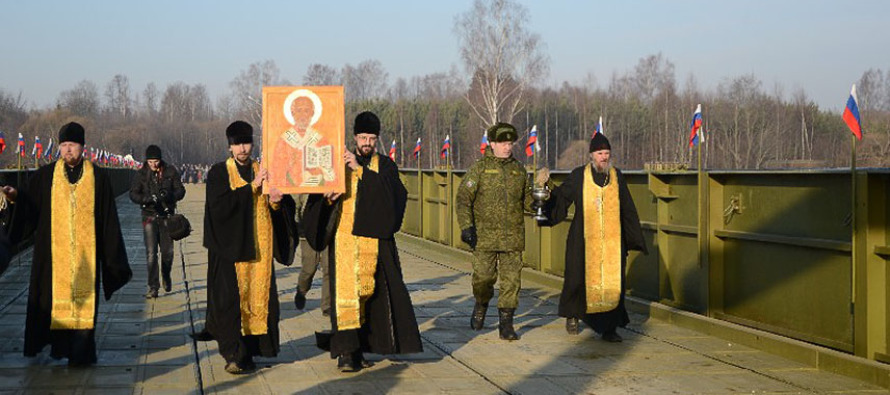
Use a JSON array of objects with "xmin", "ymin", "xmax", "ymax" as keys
[
  {"xmin": 202, "ymin": 160, "xmax": 296, "ymax": 364},
  {"xmin": 303, "ymin": 153, "xmax": 422, "ymax": 357},
  {"xmin": 540, "ymin": 165, "xmax": 647, "ymax": 333},
  {"xmin": 8, "ymin": 161, "xmax": 132, "ymax": 364}
]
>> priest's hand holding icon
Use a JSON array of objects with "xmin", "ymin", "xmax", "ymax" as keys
[
  {"xmin": 268, "ymin": 187, "xmax": 283, "ymax": 204},
  {"xmin": 253, "ymin": 168, "xmax": 268, "ymax": 189},
  {"xmin": 344, "ymin": 147, "xmax": 359, "ymax": 170}
]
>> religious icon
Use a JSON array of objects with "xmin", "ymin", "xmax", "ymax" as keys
[{"xmin": 261, "ymin": 86, "xmax": 345, "ymax": 193}]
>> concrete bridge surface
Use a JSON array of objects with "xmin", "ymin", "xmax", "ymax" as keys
[{"xmin": 0, "ymin": 184, "xmax": 885, "ymax": 394}]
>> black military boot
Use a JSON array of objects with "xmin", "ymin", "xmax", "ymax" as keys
[
  {"xmin": 498, "ymin": 308, "xmax": 519, "ymax": 341},
  {"xmin": 470, "ymin": 301, "xmax": 488, "ymax": 330}
]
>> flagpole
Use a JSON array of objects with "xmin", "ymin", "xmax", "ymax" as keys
[{"xmin": 850, "ymin": 133, "xmax": 857, "ymax": 306}]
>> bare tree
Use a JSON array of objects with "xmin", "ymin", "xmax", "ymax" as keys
[
  {"xmin": 104, "ymin": 74, "xmax": 132, "ymax": 118},
  {"xmin": 342, "ymin": 59, "xmax": 389, "ymax": 101},
  {"xmin": 57, "ymin": 80, "xmax": 100, "ymax": 118},
  {"xmin": 303, "ymin": 63, "xmax": 340, "ymax": 86},
  {"xmin": 453, "ymin": 0, "xmax": 549, "ymax": 125},
  {"xmin": 143, "ymin": 82, "xmax": 160, "ymax": 115},
  {"xmin": 228, "ymin": 60, "xmax": 286, "ymax": 128}
]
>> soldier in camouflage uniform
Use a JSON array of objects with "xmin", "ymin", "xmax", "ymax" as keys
[{"xmin": 456, "ymin": 122, "xmax": 535, "ymax": 341}]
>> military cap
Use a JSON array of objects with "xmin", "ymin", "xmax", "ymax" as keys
[{"xmin": 486, "ymin": 122, "xmax": 518, "ymax": 143}]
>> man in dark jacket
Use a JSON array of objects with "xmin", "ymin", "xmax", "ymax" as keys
[{"xmin": 129, "ymin": 145, "xmax": 185, "ymax": 298}]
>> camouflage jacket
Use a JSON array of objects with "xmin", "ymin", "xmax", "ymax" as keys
[{"xmin": 456, "ymin": 150, "xmax": 534, "ymax": 251}]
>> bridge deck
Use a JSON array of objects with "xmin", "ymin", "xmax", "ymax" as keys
[{"xmin": 0, "ymin": 184, "xmax": 884, "ymax": 394}]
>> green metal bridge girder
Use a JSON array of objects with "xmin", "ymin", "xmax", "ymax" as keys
[{"xmin": 398, "ymin": 167, "xmax": 890, "ymax": 362}]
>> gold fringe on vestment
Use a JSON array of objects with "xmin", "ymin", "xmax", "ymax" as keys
[
  {"xmin": 581, "ymin": 165, "xmax": 622, "ymax": 314},
  {"xmin": 334, "ymin": 155, "xmax": 379, "ymax": 330},
  {"xmin": 50, "ymin": 159, "xmax": 97, "ymax": 330},
  {"xmin": 226, "ymin": 158, "xmax": 273, "ymax": 335}
]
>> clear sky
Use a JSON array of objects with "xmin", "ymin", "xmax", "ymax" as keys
[{"xmin": 1, "ymin": 0, "xmax": 888, "ymax": 111}]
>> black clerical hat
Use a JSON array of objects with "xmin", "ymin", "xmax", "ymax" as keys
[
  {"xmin": 353, "ymin": 111, "xmax": 380, "ymax": 135},
  {"xmin": 145, "ymin": 145, "xmax": 162, "ymax": 160},
  {"xmin": 226, "ymin": 121, "xmax": 253, "ymax": 145},
  {"xmin": 589, "ymin": 133, "xmax": 611, "ymax": 152},
  {"xmin": 58, "ymin": 122, "xmax": 85, "ymax": 145}
]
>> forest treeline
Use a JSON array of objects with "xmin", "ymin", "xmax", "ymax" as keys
[{"xmin": 1, "ymin": 56, "xmax": 887, "ymax": 171}]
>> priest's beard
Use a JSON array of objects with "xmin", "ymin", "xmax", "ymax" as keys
[
  {"xmin": 63, "ymin": 155, "xmax": 83, "ymax": 167},
  {"xmin": 357, "ymin": 144, "xmax": 375, "ymax": 157},
  {"xmin": 593, "ymin": 161, "xmax": 611, "ymax": 174}
]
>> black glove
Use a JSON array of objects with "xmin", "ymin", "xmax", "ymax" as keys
[{"xmin": 461, "ymin": 227, "xmax": 477, "ymax": 249}]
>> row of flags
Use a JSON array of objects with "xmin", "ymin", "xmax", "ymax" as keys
[
  {"xmin": 392, "ymin": 81, "xmax": 863, "ymax": 162},
  {"xmin": 685, "ymin": 83, "xmax": 864, "ymax": 148},
  {"xmin": 0, "ymin": 132, "xmax": 140, "ymax": 167}
]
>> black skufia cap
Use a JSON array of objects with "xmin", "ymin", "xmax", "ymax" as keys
[
  {"xmin": 589, "ymin": 133, "xmax": 611, "ymax": 152},
  {"xmin": 59, "ymin": 122, "xmax": 85, "ymax": 145},
  {"xmin": 226, "ymin": 121, "xmax": 253, "ymax": 145},
  {"xmin": 353, "ymin": 111, "xmax": 380, "ymax": 135}
]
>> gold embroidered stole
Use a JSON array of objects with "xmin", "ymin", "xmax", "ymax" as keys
[
  {"xmin": 334, "ymin": 155, "xmax": 379, "ymax": 330},
  {"xmin": 50, "ymin": 160, "xmax": 97, "ymax": 330},
  {"xmin": 582, "ymin": 165, "xmax": 622, "ymax": 314},
  {"xmin": 226, "ymin": 158, "xmax": 273, "ymax": 336}
]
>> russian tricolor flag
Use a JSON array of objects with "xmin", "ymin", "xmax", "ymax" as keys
[
  {"xmin": 44, "ymin": 138, "xmax": 53, "ymax": 158},
  {"xmin": 479, "ymin": 132, "xmax": 489, "ymax": 154},
  {"xmin": 389, "ymin": 140, "xmax": 397, "ymax": 161},
  {"xmin": 16, "ymin": 133, "xmax": 25, "ymax": 157},
  {"xmin": 843, "ymin": 84, "xmax": 862, "ymax": 140},
  {"xmin": 593, "ymin": 116, "xmax": 604, "ymax": 137},
  {"xmin": 525, "ymin": 125, "xmax": 539, "ymax": 157},
  {"xmin": 33, "ymin": 136, "xmax": 42, "ymax": 158},
  {"xmin": 440, "ymin": 135, "xmax": 450, "ymax": 159},
  {"xmin": 412, "ymin": 137, "xmax": 422, "ymax": 159},
  {"xmin": 688, "ymin": 104, "xmax": 703, "ymax": 148}
]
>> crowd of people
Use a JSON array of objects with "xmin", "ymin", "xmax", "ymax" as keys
[
  {"xmin": 0, "ymin": 113, "xmax": 648, "ymax": 375},
  {"xmin": 179, "ymin": 163, "xmax": 211, "ymax": 184}
]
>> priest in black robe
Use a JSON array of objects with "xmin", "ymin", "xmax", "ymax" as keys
[
  {"xmin": 537, "ymin": 133, "xmax": 648, "ymax": 342},
  {"xmin": 0, "ymin": 122, "xmax": 132, "ymax": 366},
  {"xmin": 200, "ymin": 121, "xmax": 297, "ymax": 374},
  {"xmin": 303, "ymin": 111, "xmax": 422, "ymax": 372}
]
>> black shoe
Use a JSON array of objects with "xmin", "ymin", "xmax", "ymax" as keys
[
  {"xmin": 162, "ymin": 273, "xmax": 172, "ymax": 293},
  {"xmin": 189, "ymin": 329, "xmax": 214, "ymax": 341},
  {"xmin": 294, "ymin": 291, "xmax": 307, "ymax": 310},
  {"xmin": 145, "ymin": 289, "xmax": 158, "ymax": 299},
  {"xmin": 337, "ymin": 354, "xmax": 358, "ymax": 373},
  {"xmin": 498, "ymin": 308, "xmax": 519, "ymax": 341},
  {"xmin": 353, "ymin": 352, "xmax": 373, "ymax": 369},
  {"xmin": 470, "ymin": 302, "xmax": 488, "ymax": 330},
  {"xmin": 566, "ymin": 317, "xmax": 581, "ymax": 335},
  {"xmin": 602, "ymin": 330, "xmax": 623, "ymax": 343}
]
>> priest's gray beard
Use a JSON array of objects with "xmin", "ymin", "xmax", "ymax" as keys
[{"xmin": 593, "ymin": 161, "xmax": 611, "ymax": 174}]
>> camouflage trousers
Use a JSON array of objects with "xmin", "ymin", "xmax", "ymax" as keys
[{"xmin": 472, "ymin": 251, "xmax": 523, "ymax": 309}]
